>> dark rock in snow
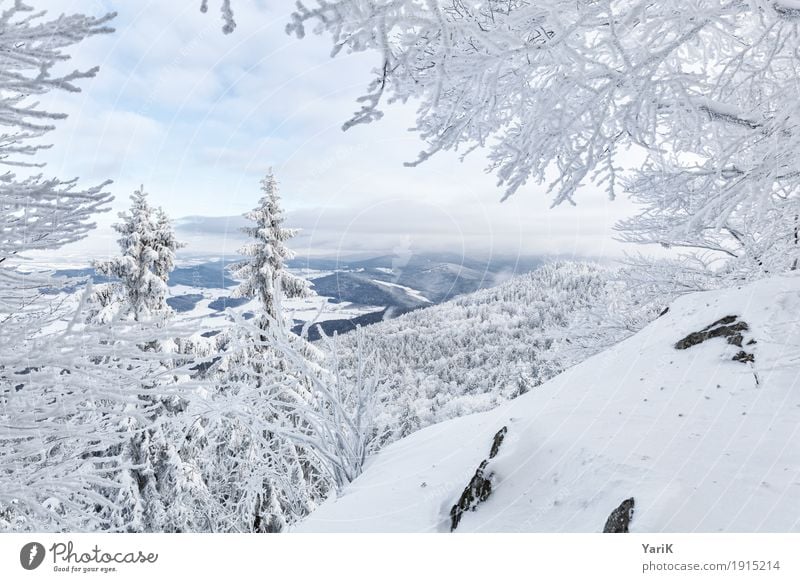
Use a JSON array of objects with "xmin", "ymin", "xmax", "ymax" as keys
[
  {"xmin": 674, "ymin": 315, "xmax": 749, "ymax": 350},
  {"xmin": 489, "ymin": 426, "xmax": 507, "ymax": 459},
  {"xmin": 603, "ymin": 497, "xmax": 635, "ymax": 533},
  {"xmin": 674, "ymin": 315, "xmax": 757, "ymax": 364},
  {"xmin": 449, "ymin": 460, "xmax": 492, "ymax": 532},
  {"xmin": 450, "ymin": 426, "xmax": 507, "ymax": 532}
]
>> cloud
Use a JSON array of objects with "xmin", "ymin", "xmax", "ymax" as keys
[{"xmin": 30, "ymin": 0, "xmax": 643, "ymax": 262}]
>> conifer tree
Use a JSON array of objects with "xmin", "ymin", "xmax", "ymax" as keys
[
  {"xmin": 88, "ymin": 188, "xmax": 198, "ymax": 532},
  {"xmin": 92, "ymin": 187, "xmax": 185, "ymax": 324},
  {"xmin": 197, "ymin": 172, "xmax": 323, "ymax": 532},
  {"xmin": 229, "ymin": 171, "xmax": 312, "ymax": 326}
]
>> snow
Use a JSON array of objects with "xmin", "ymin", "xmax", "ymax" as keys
[
  {"xmin": 371, "ymin": 279, "xmax": 431, "ymax": 303},
  {"xmin": 296, "ymin": 275, "xmax": 800, "ymax": 532}
]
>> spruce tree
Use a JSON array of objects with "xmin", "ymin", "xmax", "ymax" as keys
[
  {"xmin": 200, "ymin": 171, "xmax": 322, "ymax": 532},
  {"xmin": 229, "ymin": 171, "xmax": 311, "ymax": 326},
  {"xmin": 92, "ymin": 186, "xmax": 185, "ymax": 323},
  {"xmin": 90, "ymin": 187, "xmax": 197, "ymax": 531}
]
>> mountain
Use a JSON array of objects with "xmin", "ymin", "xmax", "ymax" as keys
[
  {"xmin": 294, "ymin": 252, "xmax": 545, "ymax": 315},
  {"xmin": 308, "ymin": 272, "xmax": 430, "ymax": 311},
  {"xmin": 290, "ymin": 252, "xmax": 545, "ymax": 300},
  {"xmin": 296, "ymin": 275, "xmax": 800, "ymax": 532}
]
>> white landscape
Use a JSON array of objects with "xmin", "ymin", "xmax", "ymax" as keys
[
  {"xmin": 300, "ymin": 276, "xmax": 800, "ymax": 533},
  {"xmin": 1, "ymin": 0, "xmax": 800, "ymax": 546}
]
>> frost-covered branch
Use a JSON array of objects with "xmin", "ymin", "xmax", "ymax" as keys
[{"xmin": 288, "ymin": 0, "xmax": 800, "ymax": 273}]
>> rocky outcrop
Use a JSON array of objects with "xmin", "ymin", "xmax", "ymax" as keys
[
  {"xmin": 489, "ymin": 426, "xmax": 507, "ymax": 458},
  {"xmin": 603, "ymin": 497, "xmax": 635, "ymax": 533},
  {"xmin": 449, "ymin": 426, "xmax": 507, "ymax": 531},
  {"xmin": 674, "ymin": 315, "xmax": 754, "ymax": 363},
  {"xmin": 732, "ymin": 350, "xmax": 755, "ymax": 363}
]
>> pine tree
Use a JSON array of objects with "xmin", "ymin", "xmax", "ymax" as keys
[
  {"xmin": 229, "ymin": 171, "xmax": 312, "ymax": 326},
  {"xmin": 88, "ymin": 188, "xmax": 197, "ymax": 532},
  {"xmin": 193, "ymin": 172, "xmax": 326, "ymax": 532},
  {"xmin": 92, "ymin": 187, "xmax": 185, "ymax": 324}
]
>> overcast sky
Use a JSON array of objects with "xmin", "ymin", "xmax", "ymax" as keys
[{"xmin": 37, "ymin": 0, "xmax": 641, "ymax": 262}]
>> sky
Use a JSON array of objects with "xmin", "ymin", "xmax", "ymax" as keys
[{"xmin": 35, "ymin": 0, "xmax": 642, "ymax": 262}]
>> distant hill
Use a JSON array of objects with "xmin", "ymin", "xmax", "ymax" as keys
[
  {"xmin": 46, "ymin": 252, "xmax": 548, "ymax": 336},
  {"xmin": 309, "ymin": 272, "xmax": 428, "ymax": 311},
  {"xmin": 294, "ymin": 252, "xmax": 545, "ymax": 316},
  {"xmin": 52, "ymin": 260, "xmax": 238, "ymax": 290}
]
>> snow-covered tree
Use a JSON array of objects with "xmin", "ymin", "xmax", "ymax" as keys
[
  {"xmin": 0, "ymin": 283, "xmax": 199, "ymax": 531},
  {"xmin": 85, "ymin": 189, "xmax": 200, "ymax": 532},
  {"xmin": 182, "ymin": 172, "xmax": 383, "ymax": 531},
  {"xmin": 0, "ymin": 1, "xmax": 114, "ymax": 387},
  {"xmin": 229, "ymin": 171, "xmax": 312, "ymax": 325},
  {"xmin": 104, "ymin": 406, "xmax": 211, "ymax": 533},
  {"xmin": 286, "ymin": 0, "xmax": 800, "ymax": 278},
  {"xmin": 191, "ymin": 172, "xmax": 321, "ymax": 531},
  {"xmin": 0, "ymin": 3, "xmax": 202, "ymax": 534},
  {"xmin": 192, "ymin": 306, "xmax": 382, "ymax": 531},
  {"xmin": 91, "ymin": 187, "xmax": 185, "ymax": 324},
  {"xmin": 0, "ymin": 2, "xmax": 127, "ymax": 530}
]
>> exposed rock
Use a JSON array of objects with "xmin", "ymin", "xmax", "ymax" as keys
[
  {"xmin": 450, "ymin": 426, "xmax": 507, "ymax": 532},
  {"xmin": 674, "ymin": 315, "xmax": 755, "ymax": 363},
  {"xmin": 489, "ymin": 426, "xmax": 507, "ymax": 459},
  {"xmin": 732, "ymin": 350, "xmax": 755, "ymax": 363},
  {"xmin": 674, "ymin": 315, "xmax": 748, "ymax": 350},
  {"xmin": 603, "ymin": 497, "xmax": 635, "ymax": 533},
  {"xmin": 449, "ymin": 460, "xmax": 492, "ymax": 532}
]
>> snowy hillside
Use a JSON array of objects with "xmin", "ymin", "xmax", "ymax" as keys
[
  {"xmin": 333, "ymin": 262, "xmax": 616, "ymax": 442},
  {"xmin": 297, "ymin": 275, "xmax": 800, "ymax": 532}
]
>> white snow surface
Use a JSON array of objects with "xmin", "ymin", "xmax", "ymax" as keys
[
  {"xmin": 371, "ymin": 279, "xmax": 431, "ymax": 303},
  {"xmin": 296, "ymin": 275, "xmax": 800, "ymax": 532}
]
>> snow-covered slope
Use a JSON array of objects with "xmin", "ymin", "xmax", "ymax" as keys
[
  {"xmin": 335, "ymin": 262, "xmax": 613, "ymax": 442},
  {"xmin": 297, "ymin": 275, "xmax": 800, "ymax": 532}
]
